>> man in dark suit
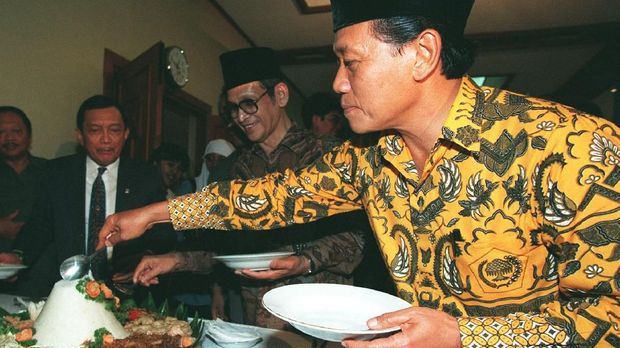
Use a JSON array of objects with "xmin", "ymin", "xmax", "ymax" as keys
[
  {"xmin": 0, "ymin": 106, "xmax": 48, "ymax": 251},
  {"xmin": 0, "ymin": 95, "xmax": 176, "ymax": 297}
]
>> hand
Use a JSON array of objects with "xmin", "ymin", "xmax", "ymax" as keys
[
  {"xmin": 111, "ymin": 272, "xmax": 134, "ymax": 284},
  {"xmin": 0, "ymin": 252, "xmax": 22, "ymax": 265},
  {"xmin": 96, "ymin": 201, "xmax": 170, "ymax": 250},
  {"xmin": 342, "ymin": 307, "xmax": 461, "ymax": 348},
  {"xmin": 0, "ymin": 252, "xmax": 23, "ymax": 283},
  {"xmin": 236, "ymin": 255, "xmax": 309, "ymax": 280},
  {"xmin": 132, "ymin": 253, "xmax": 182, "ymax": 286},
  {"xmin": 0, "ymin": 211, "xmax": 25, "ymax": 240},
  {"xmin": 211, "ymin": 284, "xmax": 227, "ymax": 320}
]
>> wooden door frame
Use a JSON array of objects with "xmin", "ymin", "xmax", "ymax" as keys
[
  {"xmin": 163, "ymin": 89, "xmax": 210, "ymax": 175},
  {"xmin": 103, "ymin": 45, "xmax": 211, "ymax": 162}
]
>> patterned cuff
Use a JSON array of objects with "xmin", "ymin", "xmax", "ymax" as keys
[
  {"xmin": 167, "ymin": 191, "xmax": 221, "ymax": 230},
  {"xmin": 458, "ymin": 313, "xmax": 568, "ymax": 347}
]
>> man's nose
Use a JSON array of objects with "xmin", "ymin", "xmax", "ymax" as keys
[
  {"xmin": 332, "ymin": 66, "xmax": 350, "ymax": 94},
  {"xmin": 236, "ymin": 109, "xmax": 251, "ymax": 122},
  {"xmin": 101, "ymin": 130, "xmax": 112, "ymax": 143}
]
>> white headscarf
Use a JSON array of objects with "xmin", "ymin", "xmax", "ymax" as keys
[{"xmin": 194, "ymin": 139, "xmax": 236, "ymax": 191}]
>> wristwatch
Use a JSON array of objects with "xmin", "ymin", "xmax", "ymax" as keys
[{"xmin": 303, "ymin": 255, "xmax": 316, "ymax": 275}]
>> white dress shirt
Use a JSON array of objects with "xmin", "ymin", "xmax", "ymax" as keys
[{"xmin": 84, "ymin": 156, "xmax": 119, "ymax": 252}]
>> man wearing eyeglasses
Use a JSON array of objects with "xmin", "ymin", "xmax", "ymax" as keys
[{"xmin": 132, "ymin": 47, "xmax": 365, "ymax": 329}]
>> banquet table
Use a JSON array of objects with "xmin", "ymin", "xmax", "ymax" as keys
[{"xmin": 0, "ymin": 293, "xmax": 340, "ymax": 348}]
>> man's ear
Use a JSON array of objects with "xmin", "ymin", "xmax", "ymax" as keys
[
  {"xmin": 75, "ymin": 128, "xmax": 84, "ymax": 146},
  {"xmin": 274, "ymin": 82, "xmax": 289, "ymax": 107},
  {"xmin": 411, "ymin": 28, "xmax": 442, "ymax": 81}
]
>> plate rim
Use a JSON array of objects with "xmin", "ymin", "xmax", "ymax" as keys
[
  {"xmin": 0, "ymin": 264, "xmax": 28, "ymax": 269},
  {"xmin": 262, "ymin": 283, "xmax": 409, "ymax": 335},
  {"xmin": 213, "ymin": 251, "xmax": 295, "ymax": 261},
  {"xmin": 266, "ymin": 306, "xmax": 402, "ymax": 335}
]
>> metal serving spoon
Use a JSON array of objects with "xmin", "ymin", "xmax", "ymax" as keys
[{"xmin": 59, "ymin": 247, "xmax": 109, "ymax": 280}]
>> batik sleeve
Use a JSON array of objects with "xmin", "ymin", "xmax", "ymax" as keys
[{"xmin": 167, "ymin": 143, "xmax": 364, "ymax": 232}]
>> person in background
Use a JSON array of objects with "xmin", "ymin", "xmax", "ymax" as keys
[
  {"xmin": 99, "ymin": 0, "xmax": 620, "ymax": 346},
  {"xmin": 148, "ymin": 141, "xmax": 218, "ymax": 316},
  {"xmin": 150, "ymin": 142, "xmax": 194, "ymax": 198},
  {"xmin": 194, "ymin": 139, "xmax": 236, "ymax": 191},
  {"xmin": 301, "ymin": 92, "xmax": 350, "ymax": 138},
  {"xmin": 302, "ymin": 93, "xmax": 393, "ymax": 295},
  {"xmin": 0, "ymin": 106, "xmax": 47, "ymax": 252},
  {"xmin": 188, "ymin": 138, "xmax": 238, "ymax": 319},
  {"xmin": 131, "ymin": 47, "xmax": 365, "ymax": 329},
  {"xmin": 0, "ymin": 95, "xmax": 176, "ymax": 298},
  {"xmin": 302, "ymin": 91, "xmax": 379, "ymax": 147}
]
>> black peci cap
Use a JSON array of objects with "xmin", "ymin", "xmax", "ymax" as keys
[
  {"xmin": 219, "ymin": 47, "xmax": 282, "ymax": 90},
  {"xmin": 331, "ymin": 0, "xmax": 474, "ymax": 36}
]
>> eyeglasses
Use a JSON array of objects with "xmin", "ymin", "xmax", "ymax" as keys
[{"xmin": 223, "ymin": 90, "xmax": 269, "ymax": 120}]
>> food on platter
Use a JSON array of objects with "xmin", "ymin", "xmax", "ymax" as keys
[
  {"xmin": 0, "ymin": 277, "xmax": 202, "ymax": 347},
  {"xmin": 124, "ymin": 311, "xmax": 192, "ymax": 337},
  {"xmin": 13, "ymin": 297, "xmax": 44, "ymax": 322},
  {"xmin": 105, "ymin": 333, "xmax": 194, "ymax": 348},
  {"xmin": 34, "ymin": 278, "xmax": 128, "ymax": 347},
  {"xmin": 0, "ymin": 312, "xmax": 34, "ymax": 347}
]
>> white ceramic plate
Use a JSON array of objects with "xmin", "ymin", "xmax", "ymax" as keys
[
  {"xmin": 0, "ymin": 264, "xmax": 27, "ymax": 279},
  {"xmin": 213, "ymin": 252, "xmax": 295, "ymax": 271},
  {"xmin": 200, "ymin": 319, "xmax": 312, "ymax": 348},
  {"xmin": 204, "ymin": 318, "xmax": 261, "ymax": 348},
  {"xmin": 262, "ymin": 283, "xmax": 411, "ymax": 342}
]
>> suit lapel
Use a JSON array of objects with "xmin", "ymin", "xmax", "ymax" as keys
[
  {"xmin": 70, "ymin": 154, "xmax": 87, "ymax": 255},
  {"xmin": 115, "ymin": 157, "xmax": 132, "ymax": 213}
]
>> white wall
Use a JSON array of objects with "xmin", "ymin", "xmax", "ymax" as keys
[{"xmin": 0, "ymin": 0, "xmax": 249, "ymax": 158}]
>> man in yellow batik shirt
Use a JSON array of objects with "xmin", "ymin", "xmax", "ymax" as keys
[{"xmin": 98, "ymin": 0, "xmax": 620, "ymax": 347}]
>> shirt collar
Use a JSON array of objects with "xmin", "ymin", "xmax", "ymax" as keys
[
  {"xmin": 439, "ymin": 76, "xmax": 483, "ymax": 154},
  {"xmin": 378, "ymin": 76, "xmax": 484, "ymax": 160},
  {"xmin": 249, "ymin": 123, "xmax": 307, "ymax": 156},
  {"xmin": 86, "ymin": 155, "xmax": 120, "ymax": 176},
  {"xmin": 0, "ymin": 153, "xmax": 42, "ymax": 170}
]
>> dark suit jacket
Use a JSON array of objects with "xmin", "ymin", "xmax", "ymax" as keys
[{"xmin": 11, "ymin": 153, "xmax": 176, "ymax": 296}]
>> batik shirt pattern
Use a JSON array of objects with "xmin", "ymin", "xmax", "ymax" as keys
[
  {"xmin": 169, "ymin": 77, "xmax": 620, "ymax": 347},
  {"xmin": 207, "ymin": 125, "xmax": 364, "ymax": 329}
]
